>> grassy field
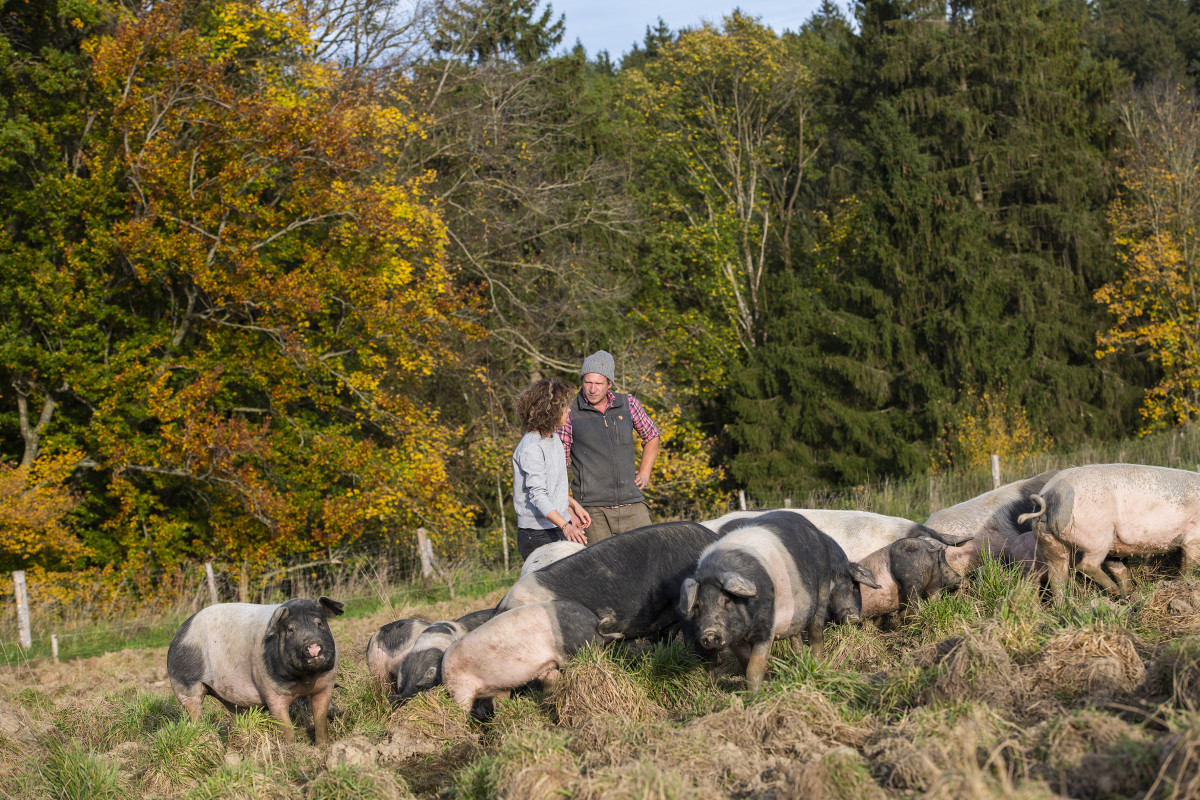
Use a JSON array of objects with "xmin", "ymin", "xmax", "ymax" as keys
[
  {"xmin": 3, "ymin": 555, "xmax": 1200, "ymax": 798},
  {"xmin": 7, "ymin": 437, "xmax": 1200, "ymax": 797}
]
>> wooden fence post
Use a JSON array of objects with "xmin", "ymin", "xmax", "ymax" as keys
[
  {"xmin": 416, "ymin": 528, "xmax": 435, "ymax": 581},
  {"xmin": 238, "ymin": 561, "xmax": 249, "ymax": 603},
  {"xmin": 991, "ymin": 454, "xmax": 1002, "ymax": 490},
  {"xmin": 13, "ymin": 570, "xmax": 30, "ymax": 649},
  {"xmin": 497, "ymin": 480, "xmax": 509, "ymax": 573},
  {"xmin": 738, "ymin": 490, "xmax": 747, "ymax": 511},
  {"xmin": 51, "ymin": 634, "xmax": 59, "ymax": 664},
  {"xmin": 204, "ymin": 562, "xmax": 219, "ymax": 605},
  {"xmin": 784, "ymin": 498, "xmax": 792, "ymax": 509}
]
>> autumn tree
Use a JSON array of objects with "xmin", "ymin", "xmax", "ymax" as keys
[
  {"xmin": 1096, "ymin": 82, "xmax": 1200, "ymax": 431},
  {"xmin": 0, "ymin": 0, "xmax": 474, "ymax": 568}
]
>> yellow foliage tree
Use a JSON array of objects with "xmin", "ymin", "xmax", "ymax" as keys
[
  {"xmin": 0, "ymin": 449, "xmax": 87, "ymax": 568},
  {"xmin": 1096, "ymin": 84, "xmax": 1200, "ymax": 432},
  {"xmin": 934, "ymin": 387, "xmax": 1050, "ymax": 472}
]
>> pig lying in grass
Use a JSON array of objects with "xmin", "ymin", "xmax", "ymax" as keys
[{"xmin": 167, "ymin": 596, "xmax": 344, "ymax": 745}]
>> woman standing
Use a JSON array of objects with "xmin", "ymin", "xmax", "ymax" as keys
[{"xmin": 513, "ymin": 378, "xmax": 590, "ymax": 560}]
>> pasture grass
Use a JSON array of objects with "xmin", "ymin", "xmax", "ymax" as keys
[{"xmin": 16, "ymin": 430, "xmax": 1200, "ymax": 797}]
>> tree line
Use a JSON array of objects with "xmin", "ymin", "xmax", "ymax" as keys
[{"xmin": 2, "ymin": 0, "xmax": 1199, "ymax": 577}]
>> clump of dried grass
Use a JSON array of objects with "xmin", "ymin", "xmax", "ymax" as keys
[
  {"xmin": 388, "ymin": 687, "xmax": 478, "ymax": 749},
  {"xmin": 1146, "ymin": 637, "xmax": 1200, "ymax": 711},
  {"xmin": 1031, "ymin": 624, "xmax": 1146, "ymax": 701},
  {"xmin": 1140, "ymin": 580, "xmax": 1200, "ymax": 638},
  {"xmin": 922, "ymin": 624, "xmax": 1026, "ymax": 708},
  {"xmin": 551, "ymin": 647, "xmax": 667, "ymax": 727},
  {"xmin": 1154, "ymin": 713, "xmax": 1200, "ymax": 800},
  {"xmin": 1029, "ymin": 709, "xmax": 1155, "ymax": 795},
  {"xmin": 869, "ymin": 704, "xmax": 1033, "ymax": 800},
  {"xmin": 485, "ymin": 728, "xmax": 579, "ymax": 800},
  {"xmin": 781, "ymin": 746, "xmax": 889, "ymax": 800},
  {"xmin": 573, "ymin": 758, "xmax": 718, "ymax": 800}
]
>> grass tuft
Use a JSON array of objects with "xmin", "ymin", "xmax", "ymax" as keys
[
  {"xmin": 40, "ymin": 740, "xmax": 125, "ymax": 800},
  {"xmin": 141, "ymin": 718, "xmax": 224, "ymax": 790}
]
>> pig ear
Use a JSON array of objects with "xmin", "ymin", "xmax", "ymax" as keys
[
  {"xmin": 318, "ymin": 596, "xmax": 345, "ymax": 617},
  {"xmin": 422, "ymin": 665, "xmax": 438, "ymax": 685},
  {"xmin": 678, "ymin": 578, "xmax": 698, "ymax": 617},
  {"xmin": 848, "ymin": 563, "xmax": 881, "ymax": 590},
  {"xmin": 720, "ymin": 572, "xmax": 757, "ymax": 598},
  {"xmin": 268, "ymin": 605, "xmax": 290, "ymax": 631}
]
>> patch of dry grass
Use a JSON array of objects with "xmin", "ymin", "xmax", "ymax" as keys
[{"xmin": 1031, "ymin": 624, "xmax": 1146, "ymax": 701}]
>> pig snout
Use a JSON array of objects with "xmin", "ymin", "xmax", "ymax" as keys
[
  {"xmin": 700, "ymin": 629, "xmax": 725, "ymax": 650},
  {"xmin": 306, "ymin": 643, "xmax": 322, "ymax": 659}
]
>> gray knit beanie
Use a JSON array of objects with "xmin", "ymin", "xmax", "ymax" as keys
[{"xmin": 580, "ymin": 350, "xmax": 615, "ymax": 383}]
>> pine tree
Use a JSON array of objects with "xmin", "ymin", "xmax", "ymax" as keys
[{"xmin": 727, "ymin": 0, "xmax": 1138, "ymax": 490}]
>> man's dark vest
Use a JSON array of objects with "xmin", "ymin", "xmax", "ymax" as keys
[{"xmin": 568, "ymin": 391, "xmax": 642, "ymax": 506}]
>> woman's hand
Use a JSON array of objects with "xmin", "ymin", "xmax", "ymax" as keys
[{"xmin": 561, "ymin": 522, "xmax": 588, "ymax": 545}]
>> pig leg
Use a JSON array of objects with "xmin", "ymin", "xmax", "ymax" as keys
[
  {"xmin": 744, "ymin": 639, "xmax": 773, "ymax": 692},
  {"xmin": 731, "ymin": 641, "xmax": 752, "ymax": 670},
  {"xmin": 1075, "ymin": 549, "xmax": 1122, "ymax": 596},
  {"xmin": 1181, "ymin": 534, "xmax": 1200, "ymax": 575},
  {"xmin": 175, "ymin": 689, "xmax": 205, "ymax": 722},
  {"xmin": 538, "ymin": 665, "xmax": 563, "ymax": 690},
  {"xmin": 310, "ymin": 688, "xmax": 333, "ymax": 747},
  {"xmin": 1103, "ymin": 560, "xmax": 1132, "ymax": 595},
  {"xmin": 805, "ymin": 618, "xmax": 825, "ymax": 660},
  {"xmin": 264, "ymin": 695, "xmax": 298, "ymax": 743},
  {"xmin": 1035, "ymin": 529, "xmax": 1072, "ymax": 602}
]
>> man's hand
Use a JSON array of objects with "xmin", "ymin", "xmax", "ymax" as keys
[
  {"xmin": 634, "ymin": 470, "xmax": 652, "ymax": 490},
  {"xmin": 569, "ymin": 498, "xmax": 591, "ymax": 529}
]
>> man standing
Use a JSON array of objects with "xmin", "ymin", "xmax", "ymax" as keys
[{"xmin": 557, "ymin": 350, "xmax": 661, "ymax": 544}]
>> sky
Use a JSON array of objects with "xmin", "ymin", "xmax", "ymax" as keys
[{"xmin": 549, "ymin": 0, "xmax": 837, "ymax": 60}]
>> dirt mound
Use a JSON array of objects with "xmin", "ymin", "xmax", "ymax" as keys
[
  {"xmin": 1141, "ymin": 580, "xmax": 1200, "ymax": 637},
  {"xmin": 1031, "ymin": 625, "xmax": 1145, "ymax": 701}
]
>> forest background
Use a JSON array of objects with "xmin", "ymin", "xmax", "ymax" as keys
[{"xmin": 4, "ymin": 0, "xmax": 1200, "ymax": 607}]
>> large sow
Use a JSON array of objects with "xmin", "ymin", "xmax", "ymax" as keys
[
  {"xmin": 167, "ymin": 596, "xmax": 344, "ymax": 745},
  {"xmin": 703, "ymin": 509, "xmax": 968, "ymax": 562},
  {"xmin": 1018, "ymin": 464, "xmax": 1200, "ymax": 599},
  {"xmin": 679, "ymin": 511, "xmax": 879, "ymax": 692},
  {"xmin": 496, "ymin": 520, "xmax": 721, "ymax": 639},
  {"xmin": 924, "ymin": 470, "xmax": 1059, "ymax": 576}
]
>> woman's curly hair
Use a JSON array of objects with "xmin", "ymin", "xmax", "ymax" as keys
[{"xmin": 516, "ymin": 378, "xmax": 574, "ymax": 436}]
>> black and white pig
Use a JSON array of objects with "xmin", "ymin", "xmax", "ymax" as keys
[
  {"xmin": 857, "ymin": 537, "xmax": 962, "ymax": 623},
  {"xmin": 166, "ymin": 596, "xmax": 344, "ymax": 745},
  {"xmin": 678, "ymin": 511, "xmax": 878, "ymax": 692},
  {"xmin": 496, "ymin": 520, "xmax": 722, "ymax": 640},
  {"xmin": 391, "ymin": 608, "xmax": 494, "ymax": 702},
  {"xmin": 442, "ymin": 599, "xmax": 618, "ymax": 714},
  {"xmin": 365, "ymin": 618, "xmax": 431, "ymax": 689}
]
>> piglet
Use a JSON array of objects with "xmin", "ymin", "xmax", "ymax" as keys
[
  {"xmin": 365, "ymin": 618, "xmax": 431, "ymax": 689},
  {"xmin": 391, "ymin": 608, "xmax": 494, "ymax": 702},
  {"xmin": 166, "ymin": 596, "xmax": 344, "ymax": 745},
  {"xmin": 858, "ymin": 537, "xmax": 962, "ymax": 623}
]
